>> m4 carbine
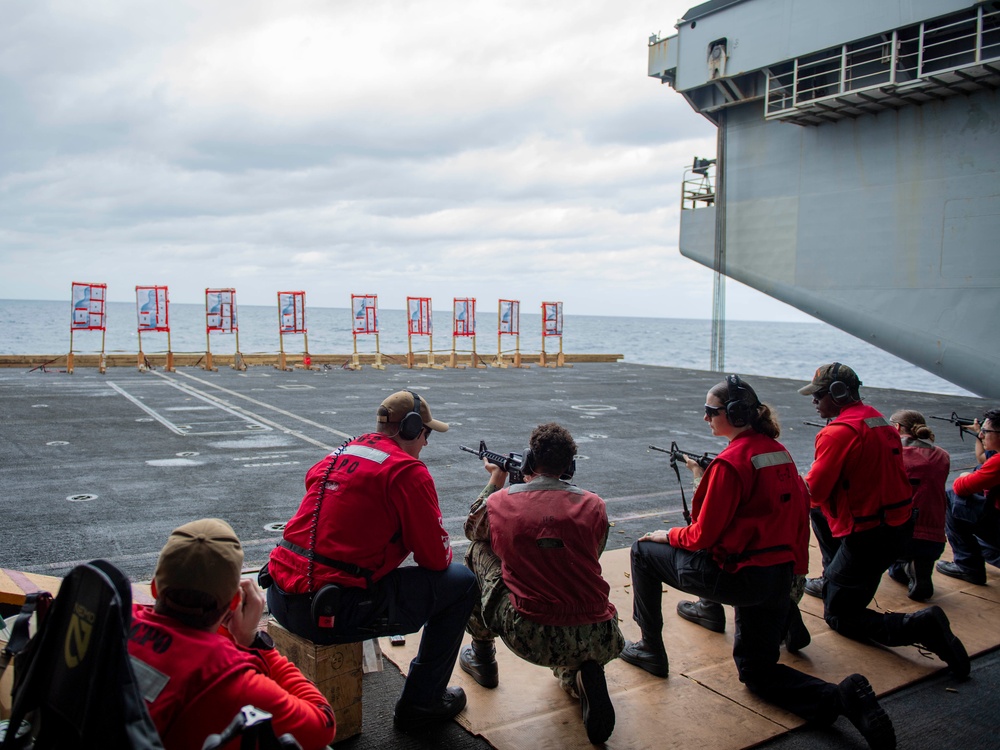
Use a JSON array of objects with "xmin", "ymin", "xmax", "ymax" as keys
[
  {"xmin": 459, "ymin": 440, "xmax": 526, "ymax": 484},
  {"xmin": 649, "ymin": 442, "xmax": 718, "ymax": 525},
  {"xmin": 649, "ymin": 442, "xmax": 716, "ymax": 470},
  {"xmin": 930, "ymin": 412, "xmax": 977, "ymax": 441}
]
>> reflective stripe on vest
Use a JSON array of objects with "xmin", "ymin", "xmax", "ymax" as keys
[
  {"xmin": 751, "ymin": 451, "xmax": 793, "ymax": 470},
  {"xmin": 342, "ymin": 445, "xmax": 391, "ymax": 463}
]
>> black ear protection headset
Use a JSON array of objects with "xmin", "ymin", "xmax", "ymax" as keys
[
  {"xmin": 724, "ymin": 374, "xmax": 757, "ymax": 428},
  {"xmin": 828, "ymin": 362, "xmax": 857, "ymax": 405},
  {"xmin": 398, "ymin": 391, "xmax": 425, "ymax": 440},
  {"xmin": 521, "ymin": 447, "xmax": 576, "ymax": 481}
]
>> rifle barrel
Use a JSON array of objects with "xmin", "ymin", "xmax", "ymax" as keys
[{"xmin": 930, "ymin": 414, "xmax": 976, "ymax": 426}]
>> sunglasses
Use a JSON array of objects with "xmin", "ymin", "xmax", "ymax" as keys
[
  {"xmin": 979, "ymin": 428, "xmax": 999, "ymax": 436},
  {"xmin": 422, "ymin": 426, "xmax": 433, "ymax": 439},
  {"xmin": 812, "ymin": 389, "xmax": 829, "ymax": 401},
  {"xmin": 704, "ymin": 404, "xmax": 723, "ymax": 418}
]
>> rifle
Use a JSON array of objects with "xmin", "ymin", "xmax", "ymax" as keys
[
  {"xmin": 649, "ymin": 443, "xmax": 716, "ymax": 469},
  {"xmin": 649, "ymin": 442, "xmax": 717, "ymax": 524},
  {"xmin": 930, "ymin": 412, "xmax": 977, "ymax": 441},
  {"xmin": 459, "ymin": 440, "xmax": 526, "ymax": 484},
  {"xmin": 802, "ymin": 420, "xmax": 829, "ymax": 428}
]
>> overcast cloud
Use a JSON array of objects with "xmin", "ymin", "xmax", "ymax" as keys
[{"xmin": 0, "ymin": 0, "xmax": 812, "ymax": 321}]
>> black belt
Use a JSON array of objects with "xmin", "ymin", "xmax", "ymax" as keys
[
  {"xmin": 852, "ymin": 497, "xmax": 913, "ymax": 525},
  {"xmin": 724, "ymin": 544, "xmax": 792, "ymax": 566},
  {"xmin": 278, "ymin": 539, "xmax": 374, "ymax": 585}
]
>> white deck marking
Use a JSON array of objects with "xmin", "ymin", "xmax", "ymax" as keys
[
  {"xmin": 108, "ymin": 381, "xmax": 272, "ymax": 437},
  {"xmin": 152, "ymin": 370, "xmax": 352, "ymax": 448}
]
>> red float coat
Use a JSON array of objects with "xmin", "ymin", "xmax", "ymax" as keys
[
  {"xmin": 953, "ymin": 452, "xmax": 1000, "ymax": 509},
  {"xmin": 900, "ymin": 437, "xmax": 950, "ymax": 544},
  {"xmin": 805, "ymin": 402, "xmax": 912, "ymax": 537},
  {"xmin": 668, "ymin": 431, "xmax": 809, "ymax": 574},
  {"xmin": 486, "ymin": 477, "xmax": 617, "ymax": 626},
  {"xmin": 269, "ymin": 433, "xmax": 453, "ymax": 592},
  {"xmin": 128, "ymin": 606, "xmax": 335, "ymax": 750}
]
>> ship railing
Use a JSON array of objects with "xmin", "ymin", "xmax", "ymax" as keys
[
  {"xmin": 765, "ymin": 4, "xmax": 1000, "ymax": 121},
  {"xmin": 681, "ymin": 166, "xmax": 715, "ymax": 211}
]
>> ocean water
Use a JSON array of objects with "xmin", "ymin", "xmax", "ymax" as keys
[{"xmin": 0, "ymin": 298, "xmax": 975, "ymax": 397}]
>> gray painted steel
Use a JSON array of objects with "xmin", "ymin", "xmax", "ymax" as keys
[
  {"xmin": 654, "ymin": 0, "xmax": 999, "ymax": 397},
  {"xmin": 669, "ymin": 0, "xmax": 975, "ymax": 92}
]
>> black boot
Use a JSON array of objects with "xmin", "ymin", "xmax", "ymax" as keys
[
  {"xmin": 837, "ymin": 673, "xmax": 896, "ymax": 750},
  {"xmin": 783, "ymin": 601, "xmax": 811, "ymax": 653},
  {"xmin": 394, "ymin": 686, "xmax": 467, "ymax": 730},
  {"xmin": 907, "ymin": 559, "xmax": 934, "ymax": 602},
  {"xmin": 887, "ymin": 561, "xmax": 910, "ymax": 587},
  {"xmin": 935, "ymin": 560, "xmax": 986, "ymax": 585},
  {"xmin": 460, "ymin": 639, "xmax": 499, "ymax": 688},
  {"xmin": 619, "ymin": 639, "xmax": 668, "ymax": 678},
  {"xmin": 804, "ymin": 576, "xmax": 825, "ymax": 598},
  {"xmin": 903, "ymin": 606, "xmax": 970, "ymax": 679},
  {"xmin": 676, "ymin": 598, "xmax": 726, "ymax": 633},
  {"xmin": 577, "ymin": 660, "xmax": 615, "ymax": 745}
]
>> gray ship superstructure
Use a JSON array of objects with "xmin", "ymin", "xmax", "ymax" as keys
[{"xmin": 649, "ymin": 0, "xmax": 999, "ymax": 397}]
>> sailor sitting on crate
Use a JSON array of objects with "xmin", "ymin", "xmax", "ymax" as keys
[{"xmin": 128, "ymin": 519, "xmax": 335, "ymax": 750}]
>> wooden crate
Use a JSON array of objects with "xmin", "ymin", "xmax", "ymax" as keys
[{"xmin": 268, "ymin": 620, "xmax": 364, "ymax": 742}]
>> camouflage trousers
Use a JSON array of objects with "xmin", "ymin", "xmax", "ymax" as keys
[
  {"xmin": 790, "ymin": 573, "xmax": 806, "ymax": 605},
  {"xmin": 465, "ymin": 541, "xmax": 625, "ymax": 695}
]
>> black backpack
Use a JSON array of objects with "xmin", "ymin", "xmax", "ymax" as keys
[{"xmin": 1, "ymin": 560, "xmax": 163, "ymax": 749}]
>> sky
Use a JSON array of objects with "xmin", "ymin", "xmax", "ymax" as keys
[{"xmin": 0, "ymin": 0, "xmax": 815, "ymax": 322}]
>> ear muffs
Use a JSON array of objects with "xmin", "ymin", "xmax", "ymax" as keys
[
  {"xmin": 399, "ymin": 391, "xmax": 424, "ymax": 440},
  {"xmin": 724, "ymin": 374, "xmax": 752, "ymax": 428},
  {"xmin": 522, "ymin": 447, "xmax": 576, "ymax": 480},
  {"xmin": 828, "ymin": 362, "xmax": 855, "ymax": 405},
  {"xmin": 521, "ymin": 446, "xmax": 535, "ymax": 476},
  {"xmin": 560, "ymin": 459, "xmax": 576, "ymax": 481}
]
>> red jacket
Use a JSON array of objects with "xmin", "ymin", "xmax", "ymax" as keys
[
  {"xmin": 668, "ymin": 431, "xmax": 809, "ymax": 574},
  {"xmin": 269, "ymin": 433, "xmax": 453, "ymax": 592},
  {"xmin": 953, "ymin": 452, "xmax": 1000, "ymax": 508},
  {"xmin": 487, "ymin": 477, "xmax": 617, "ymax": 626},
  {"xmin": 901, "ymin": 438, "xmax": 950, "ymax": 544},
  {"xmin": 805, "ymin": 402, "xmax": 912, "ymax": 537},
  {"xmin": 128, "ymin": 606, "xmax": 335, "ymax": 750}
]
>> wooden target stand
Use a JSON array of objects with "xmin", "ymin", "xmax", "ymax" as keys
[
  {"xmin": 492, "ymin": 301, "xmax": 529, "ymax": 368},
  {"xmin": 539, "ymin": 335, "xmax": 570, "ymax": 368},
  {"xmin": 66, "ymin": 351, "xmax": 107, "ymax": 375},
  {"xmin": 67, "ymin": 283, "xmax": 108, "ymax": 375},
  {"xmin": 277, "ymin": 333, "xmax": 314, "ymax": 372},
  {"xmin": 346, "ymin": 334, "xmax": 385, "ymax": 371},
  {"xmin": 67, "ymin": 329, "xmax": 107, "ymax": 375},
  {"xmin": 203, "ymin": 330, "xmax": 246, "ymax": 372},
  {"xmin": 492, "ymin": 333, "xmax": 529, "ymax": 369},
  {"xmin": 406, "ymin": 334, "xmax": 444, "ymax": 369},
  {"xmin": 136, "ymin": 330, "xmax": 175, "ymax": 372},
  {"xmin": 447, "ymin": 335, "xmax": 486, "ymax": 369}
]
